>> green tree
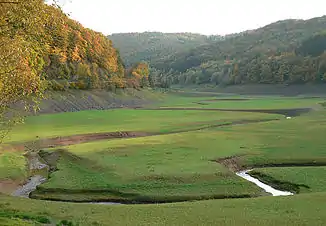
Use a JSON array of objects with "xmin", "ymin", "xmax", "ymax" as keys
[
  {"xmin": 323, "ymin": 72, "xmax": 326, "ymax": 82},
  {"xmin": 260, "ymin": 63, "xmax": 273, "ymax": 83}
]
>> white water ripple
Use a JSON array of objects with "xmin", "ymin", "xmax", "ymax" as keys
[
  {"xmin": 236, "ymin": 170, "xmax": 294, "ymax": 196},
  {"xmin": 12, "ymin": 175, "xmax": 47, "ymax": 198}
]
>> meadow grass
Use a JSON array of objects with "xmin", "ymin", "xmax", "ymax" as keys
[
  {"xmin": 2, "ymin": 192, "xmax": 326, "ymax": 226},
  {"xmin": 155, "ymin": 93, "xmax": 324, "ymax": 109},
  {"xmin": 3, "ymin": 93, "xmax": 322, "ymax": 144},
  {"xmin": 0, "ymin": 217, "xmax": 36, "ymax": 226},
  {"xmin": 35, "ymin": 127, "xmax": 269, "ymax": 201},
  {"xmin": 1, "ymin": 94, "xmax": 326, "ymax": 224},
  {"xmin": 5, "ymin": 109, "xmax": 279, "ymax": 143},
  {"xmin": 197, "ymin": 97, "xmax": 323, "ymax": 109},
  {"xmin": 250, "ymin": 166, "xmax": 326, "ymax": 193},
  {"xmin": 31, "ymin": 109, "xmax": 326, "ymax": 202},
  {"xmin": 0, "ymin": 152, "xmax": 27, "ymax": 181},
  {"xmin": 230, "ymin": 110, "xmax": 326, "ymax": 166},
  {"xmin": 5, "ymin": 94, "xmax": 321, "ymax": 143}
]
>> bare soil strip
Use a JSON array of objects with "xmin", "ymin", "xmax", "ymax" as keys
[
  {"xmin": 12, "ymin": 119, "xmax": 278, "ymax": 151},
  {"xmin": 215, "ymin": 155, "xmax": 245, "ymax": 172},
  {"xmin": 13, "ymin": 131, "xmax": 150, "ymax": 151},
  {"xmin": 0, "ymin": 180, "xmax": 22, "ymax": 195}
]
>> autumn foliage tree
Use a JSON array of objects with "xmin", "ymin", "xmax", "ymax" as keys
[
  {"xmin": 125, "ymin": 62, "xmax": 150, "ymax": 89},
  {"xmin": 0, "ymin": 0, "xmax": 141, "ymax": 141},
  {"xmin": 41, "ymin": 5, "xmax": 126, "ymax": 90},
  {"xmin": 0, "ymin": 0, "xmax": 49, "ymax": 140}
]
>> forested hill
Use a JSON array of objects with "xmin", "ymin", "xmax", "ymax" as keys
[
  {"xmin": 109, "ymin": 32, "xmax": 220, "ymax": 67},
  {"xmin": 1, "ymin": 1, "xmax": 150, "ymax": 95},
  {"xmin": 156, "ymin": 16, "xmax": 326, "ymax": 86},
  {"xmin": 110, "ymin": 16, "xmax": 326, "ymax": 87},
  {"xmin": 42, "ymin": 7, "xmax": 125, "ymax": 90}
]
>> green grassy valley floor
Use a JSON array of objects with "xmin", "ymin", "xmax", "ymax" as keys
[
  {"xmin": 2, "ymin": 193, "xmax": 326, "ymax": 226},
  {"xmin": 1, "ymin": 91, "xmax": 326, "ymax": 225}
]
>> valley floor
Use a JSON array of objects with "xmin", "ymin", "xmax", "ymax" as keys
[{"xmin": 1, "ymin": 89, "xmax": 326, "ymax": 225}]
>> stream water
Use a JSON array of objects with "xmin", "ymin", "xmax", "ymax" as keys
[
  {"xmin": 12, "ymin": 175, "xmax": 47, "ymax": 198},
  {"xmin": 12, "ymin": 154, "xmax": 293, "ymax": 202},
  {"xmin": 236, "ymin": 170, "xmax": 294, "ymax": 196}
]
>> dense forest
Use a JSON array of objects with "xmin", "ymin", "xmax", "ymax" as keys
[
  {"xmin": 112, "ymin": 16, "xmax": 326, "ymax": 87},
  {"xmin": 1, "ymin": 0, "xmax": 150, "ymax": 96},
  {"xmin": 109, "ymin": 32, "xmax": 220, "ymax": 67}
]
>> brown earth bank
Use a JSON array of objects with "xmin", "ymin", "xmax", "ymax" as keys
[
  {"xmin": 216, "ymin": 155, "xmax": 326, "ymax": 172},
  {"xmin": 36, "ymin": 89, "xmax": 159, "ymax": 114},
  {"xmin": 30, "ymin": 190, "xmax": 255, "ymax": 204},
  {"xmin": 0, "ymin": 180, "xmax": 22, "ymax": 195},
  {"xmin": 215, "ymin": 155, "xmax": 245, "ymax": 172}
]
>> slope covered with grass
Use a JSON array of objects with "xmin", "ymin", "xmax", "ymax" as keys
[{"xmin": 2, "ymin": 192, "xmax": 326, "ymax": 226}]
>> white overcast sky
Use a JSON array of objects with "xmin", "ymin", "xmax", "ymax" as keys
[{"xmin": 60, "ymin": 0, "xmax": 326, "ymax": 35}]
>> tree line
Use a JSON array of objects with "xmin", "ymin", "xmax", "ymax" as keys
[{"xmin": 111, "ymin": 17, "xmax": 326, "ymax": 88}]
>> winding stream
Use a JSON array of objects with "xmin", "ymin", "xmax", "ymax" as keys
[
  {"xmin": 13, "ymin": 170, "xmax": 293, "ymax": 203},
  {"xmin": 12, "ymin": 175, "xmax": 47, "ymax": 198},
  {"xmin": 236, "ymin": 170, "xmax": 293, "ymax": 196},
  {"xmin": 12, "ymin": 153, "xmax": 48, "ymax": 198},
  {"xmin": 12, "ymin": 153, "xmax": 293, "ymax": 203}
]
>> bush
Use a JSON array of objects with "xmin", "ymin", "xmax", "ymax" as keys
[
  {"xmin": 74, "ymin": 80, "xmax": 88, "ymax": 90},
  {"xmin": 48, "ymin": 80, "xmax": 65, "ymax": 91},
  {"xmin": 57, "ymin": 219, "xmax": 75, "ymax": 226}
]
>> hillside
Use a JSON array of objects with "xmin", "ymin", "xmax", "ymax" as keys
[
  {"xmin": 109, "ymin": 32, "xmax": 218, "ymax": 67},
  {"xmin": 38, "ymin": 89, "xmax": 161, "ymax": 114},
  {"xmin": 1, "ymin": 1, "xmax": 150, "ymax": 95},
  {"xmin": 161, "ymin": 16, "xmax": 326, "ymax": 86},
  {"xmin": 111, "ymin": 16, "xmax": 326, "ymax": 87}
]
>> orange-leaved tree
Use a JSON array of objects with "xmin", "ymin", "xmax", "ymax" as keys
[
  {"xmin": 128, "ymin": 62, "xmax": 150, "ymax": 88},
  {"xmin": 0, "ymin": 0, "xmax": 64, "ymax": 141}
]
